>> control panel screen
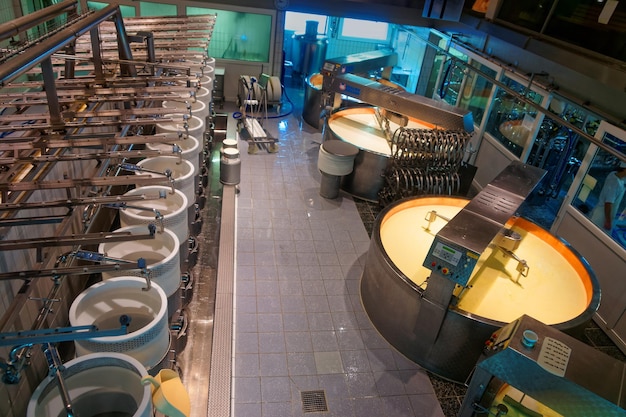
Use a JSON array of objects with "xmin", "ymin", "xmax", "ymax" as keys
[{"xmin": 431, "ymin": 242, "xmax": 463, "ymax": 266}]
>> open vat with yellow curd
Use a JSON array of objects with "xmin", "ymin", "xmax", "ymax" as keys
[
  {"xmin": 325, "ymin": 106, "xmax": 436, "ymax": 201},
  {"xmin": 360, "ymin": 196, "xmax": 600, "ymax": 382}
]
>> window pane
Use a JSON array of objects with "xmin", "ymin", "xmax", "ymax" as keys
[
  {"xmin": 139, "ymin": 2, "xmax": 177, "ymax": 17},
  {"xmin": 484, "ymin": 75, "xmax": 544, "ymax": 158},
  {"xmin": 520, "ymin": 98, "xmax": 596, "ymax": 229},
  {"xmin": 438, "ymin": 47, "xmax": 468, "ymax": 106},
  {"xmin": 572, "ymin": 131, "xmax": 626, "ymax": 248},
  {"xmin": 340, "ymin": 18, "xmax": 388, "ymax": 41},
  {"xmin": 544, "ymin": 0, "xmax": 626, "ymax": 62},
  {"xmin": 496, "ymin": 0, "xmax": 556, "ymax": 32},
  {"xmin": 88, "ymin": 2, "xmax": 136, "ymax": 17},
  {"xmin": 187, "ymin": 7, "xmax": 271, "ymax": 62},
  {"xmin": 285, "ymin": 12, "xmax": 327, "ymax": 34},
  {"xmin": 457, "ymin": 61, "xmax": 497, "ymax": 126}
]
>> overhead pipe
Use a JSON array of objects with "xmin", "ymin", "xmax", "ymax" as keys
[
  {"xmin": 0, "ymin": 4, "xmax": 130, "ymax": 86},
  {"xmin": 0, "ymin": 0, "xmax": 79, "ymax": 42},
  {"xmin": 112, "ymin": 11, "xmax": 137, "ymax": 78}
]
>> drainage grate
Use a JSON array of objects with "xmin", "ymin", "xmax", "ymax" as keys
[{"xmin": 301, "ymin": 390, "xmax": 328, "ymax": 413}]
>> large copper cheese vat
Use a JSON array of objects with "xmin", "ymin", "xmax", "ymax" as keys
[
  {"xmin": 325, "ymin": 107, "xmax": 436, "ymax": 201},
  {"xmin": 360, "ymin": 196, "xmax": 600, "ymax": 382}
]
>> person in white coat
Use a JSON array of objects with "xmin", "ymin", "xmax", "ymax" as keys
[{"xmin": 590, "ymin": 160, "xmax": 626, "ymax": 233}]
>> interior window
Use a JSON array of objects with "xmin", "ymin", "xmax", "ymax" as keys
[{"xmin": 339, "ymin": 18, "xmax": 389, "ymax": 42}]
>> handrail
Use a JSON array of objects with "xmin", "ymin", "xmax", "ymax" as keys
[
  {"xmin": 0, "ymin": 0, "xmax": 79, "ymax": 41},
  {"xmin": 0, "ymin": 4, "xmax": 127, "ymax": 86}
]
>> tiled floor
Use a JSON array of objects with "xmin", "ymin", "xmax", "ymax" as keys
[
  {"xmin": 221, "ymin": 79, "xmax": 626, "ymax": 417},
  {"xmin": 230, "ymin": 100, "xmax": 446, "ymax": 417}
]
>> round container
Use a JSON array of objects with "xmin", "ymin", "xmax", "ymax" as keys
[
  {"xmin": 162, "ymin": 98, "xmax": 208, "ymax": 122},
  {"xmin": 156, "ymin": 113, "xmax": 204, "ymax": 140},
  {"xmin": 69, "ymin": 277, "xmax": 170, "ymax": 370},
  {"xmin": 99, "ymin": 225, "xmax": 181, "ymax": 298},
  {"xmin": 193, "ymin": 86, "xmax": 211, "ymax": 106},
  {"xmin": 326, "ymin": 106, "xmax": 436, "ymax": 201},
  {"xmin": 302, "ymin": 73, "xmax": 340, "ymax": 129},
  {"xmin": 120, "ymin": 186, "xmax": 189, "ymax": 247},
  {"xmin": 361, "ymin": 196, "xmax": 600, "ymax": 382},
  {"xmin": 291, "ymin": 32, "xmax": 328, "ymax": 78},
  {"xmin": 318, "ymin": 140, "xmax": 359, "ymax": 199},
  {"xmin": 147, "ymin": 133, "xmax": 201, "ymax": 176},
  {"xmin": 136, "ymin": 156, "xmax": 196, "ymax": 209},
  {"xmin": 220, "ymin": 148, "xmax": 241, "ymax": 185},
  {"xmin": 221, "ymin": 138, "xmax": 238, "ymax": 156},
  {"xmin": 27, "ymin": 352, "xmax": 152, "ymax": 417}
]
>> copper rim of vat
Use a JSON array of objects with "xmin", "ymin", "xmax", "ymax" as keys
[
  {"xmin": 326, "ymin": 106, "xmax": 438, "ymax": 158},
  {"xmin": 69, "ymin": 277, "xmax": 170, "ymax": 370},
  {"xmin": 27, "ymin": 352, "xmax": 152, "ymax": 417},
  {"xmin": 372, "ymin": 195, "xmax": 601, "ymax": 330},
  {"xmin": 99, "ymin": 225, "xmax": 181, "ymax": 297}
]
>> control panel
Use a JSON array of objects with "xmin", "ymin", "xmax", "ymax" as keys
[{"xmin": 423, "ymin": 236, "xmax": 480, "ymax": 286}]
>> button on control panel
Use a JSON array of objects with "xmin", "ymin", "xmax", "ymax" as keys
[{"xmin": 423, "ymin": 237, "xmax": 479, "ymax": 286}]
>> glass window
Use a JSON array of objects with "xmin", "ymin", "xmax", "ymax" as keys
[
  {"xmin": 457, "ymin": 60, "xmax": 497, "ymax": 127},
  {"xmin": 496, "ymin": 0, "xmax": 556, "ymax": 32},
  {"xmin": 544, "ymin": 0, "xmax": 626, "ymax": 63},
  {"xmin": 187, "ymin": 7, "xmax": 271, "ymax": 62},
  {"xmin": 484, "ymin": 74, "xmax": 544, "ymax": 158},
  {"xmin": 88, "ymin": 2, "xmax": 136, "ymax": 17},
  {"xmin": 285, "ymin": 12, "xmax": 327, "ymax": 35},
  {"xmin": 339, "ymin": 18, "xmax": 389, "ymax": 42},
  {"xmin": 139, "ymin": 2, "xmax": 177, "ymax": 17},
  {"xmin": 437, "ymin": 47, "xmax": 468, "ymax": 106},
  {"xmin": 572, "ymin": 129, "xmax": 626, "ymax": 248},
  {"xmin": 519, "ymin": 97, "xmax": 597, "ymax": 229}
]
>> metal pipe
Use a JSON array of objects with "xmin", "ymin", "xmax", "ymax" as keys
[
  {"xmin": 112, "ymin": 11, "xmax": 137, "ymax": 77},
  {"xmin": 0, "ymin": 0, "xmax": 78, "ymax": 41},
  {"xmin": 41, "ymin": 57, "xmax": 64, "ymax": 130},
  {"xmin": 0, "ymin": 4, "xmax": 123, "ymax": 86}
]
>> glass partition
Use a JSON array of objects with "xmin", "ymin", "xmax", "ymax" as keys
[
  {"xmin": 571, "ymin": 125, "xmax": 626, "ymax": 249},
  {"xmin": 483, "ymin": 73, "xmax": 545, "ymax": 158},
  {"xmin": 519, "ymin": 96, "xmax": 600, "ymax": 229},
  {"xmin": 139, "ymin": 1, "xmax": 176, "ymax": 16},
  {"xmin": 457, "ymin": 59, "xmax": 497, "ymax": 128},
  {"xmin": 438, "ymin": 47, "xmax": 468, "ymax": 106},
  {"xmin": 187, "ymin": 6, "xmax": 271, "ymax": 62},
  {"xmin": 88, "ymin": 1, "xmax": 136, "ymax": 17}
]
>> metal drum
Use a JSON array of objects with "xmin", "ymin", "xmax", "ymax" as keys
[
  {"xmin": 220, "ymin": 148, "xmax": 241, "ymax": 185},
  {"xmin": 303, "ymin": 73, "xmax": 340, "ymax": 129},
  {"xmin": 325, "ymin": 106, "xmax": 436, "ymax": 201},
  {"xmin": 291, "ymin": 21, "xmax": 327, "ymax": 79},
  {"xmin": 360, "ymin": 196, "xmax": 600, "ymax": 383}
]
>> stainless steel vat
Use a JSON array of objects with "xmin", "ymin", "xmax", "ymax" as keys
[{"xmin": 360, "ymin": 196, "xmax": 601, "ymax": 382}]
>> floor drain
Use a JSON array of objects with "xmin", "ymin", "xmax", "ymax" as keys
[{"xmin": 301, "ymin": 390, "xmax": 328, "ymax": 413}]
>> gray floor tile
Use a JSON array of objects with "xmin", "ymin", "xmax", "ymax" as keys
[
  {"xmin": 234, "ymin": 377, "xmax": 262, "ymax": 403},
  {"xmin": 258, "ymin": 332, "xmax": 286, "ymax": 353},
  {"xmin": 260, "ymin": 376, "xmax": 292, "ymax": 402},
  {"xmin": 285, "ymin": 331, "xmax": 313, "ymax": 352},
  {"xmin": 259, "ymin": 353, "xmax": 289, "ymax": 377},
  {"xmin": 287, "ymin": 352, "xmax": 317, "ymax": 375}
]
